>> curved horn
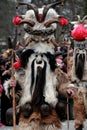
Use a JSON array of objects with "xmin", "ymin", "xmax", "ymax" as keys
[
  {"xmin": 82, "ymin": 15, "xmax": 87, "ymax": 22},
  {"xmin": 70, "ymin": 15, "xmax": 81, "ymax": 25},
  {"xmin": 44, "ymin": 19, "xmax": 59, "ymax": 27},
  {"xmin": 76, "ymin": 15, "xmax": 81, "ymax": 22},
  {"xmin": 17, "ymin": 2, "xmax": 38, "ymax": 21},
  {"xmin": 43, "ymin": 0, "xmax": 63, "ymax": 21},
  {"xmin": 19, "ymin": 19, "xmax": 35, "ymax": 27},
  {"xmin": 17, "ymin": 2, "xmax": 37, "ymax": 10},
  {"xmin": 70, "ymin": 21, "xmax": 79, "ymax": 25},
  {"xmin": 19, "ymin": 15, "xmax": 25, "ymax": 19},
  {"xmin": 45, "ymin": 0, "xmax": 63, "ymax": 9}
]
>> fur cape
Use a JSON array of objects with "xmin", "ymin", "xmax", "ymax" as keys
[{"xmin": 18, "ymin": 110, "xmax": 61, "ymax": 130}]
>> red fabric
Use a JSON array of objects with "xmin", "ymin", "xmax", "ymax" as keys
[
  {"xmin": 38, "ymin": 14, "xmax": 43, "ymax": 23},
  {"xmin": 13, "ymin": 60, "xmax": 21, "ymax": 69},
  {"xmin": 58, "ymin": 17, "xmax": 68, "ymax": 26},
  {"xmin": 0, "ymin": 84, "xmax": 3, "ymax": 94},
  {"xmin": 13, "ymin": 16, "xmax": 22, "ymax": 25},
  {"xmin": 0, "ymin": 122, "xmax": 5, "ymax": 127},
  {"xmin": 71, "ymin": 24, "xmax": 87, "ymax": 41}
]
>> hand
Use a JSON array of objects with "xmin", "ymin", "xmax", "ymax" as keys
[
  {"xmin": 2, "ymin": 70, "xmax": 9, "ymax": 76},
  {"xmin": 66, "ymin": 89, "xmax": 75, "ymax": 97},
  {"xmin": 10, "ymin": 78, "xmax": 16, "ymax": 87}
]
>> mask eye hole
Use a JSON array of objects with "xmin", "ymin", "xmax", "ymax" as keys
[
  {"xmin": 82, "ymin": 49, "xmax": 86, "ymax": 53},
  {"xmin": 41, "ymin": 54, "xmax": 43, "ymax": 57},
  {"xmin": 35, "ymin": 54, "xmax": 38, "ymax": 57}
]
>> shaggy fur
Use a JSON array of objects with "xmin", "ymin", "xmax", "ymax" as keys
[
  {"xmin": 69, "ymin": 41, "xmax": 87, "ymax": 130},
  {"xmin": 73, "ymin": 93, "xmax": 86, "ymax": 129},
  {"xmin": 72, "ymin": 46, "xmax": 87, "ymax": 81},
  {"xmin": 55, "ymin": 68, "xmax": 70, "ymax": 97},
  {"xmin": 20, "ymin": 48, "xmax": 58, "ymax": 108},
  {"xmin": 75, "ymin": 50, "xmax": 85, "ymax": 80},
  {"xmin": 73, "ymin": 85, "xmax": 87, "ymax": 127},
  {"xmin": 31, "ymin": 65, "xmax": 46, "ymax": 106},
  {"xmin": 4, "ymin": 2, "xmax": 68, "ymax": 129},
  {"xmin": 56, "ymin": 67, "xmax": 87, "ymax": 130},
  {"xmin": 3, "ymin": 68, "xmax": 25, "ymax": 104},
  {"xmin": 18, "ymin": 110, "xmax": 61, "ymax": 130}
]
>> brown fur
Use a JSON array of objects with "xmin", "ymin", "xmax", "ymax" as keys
[
  {"xmin": 56, "ymin": 68, "xmax": 69, "ymax": 85},
  {"xmin": 19, "ymin": 109, "xmax": 61, "ymax": 130},
  {"xmin": 18, "ymin": 120, "xmax": 60, "ymax": 130},
  {"xmin": 55, "ymin": 68, "xmax": 71, "ymax": 97},
  {"xmin": 18, "ymin": 120, "xmax": 40, "ymax": 130},
  {"xmin": 19, "ymin": 112, "xmax": 41, "ymax": 124},
  {"xmin": 41, "ymin": 124, "xmax": 60, "ymax": 130},
  {"xmin": 42, "ymin": 109, "xmax": 61, "ymax": 128},
  {"xmin": 73, "ymin": 94, "xmax": 86, "ymax": 129},
  {"xmin": 25, "ymin": 37, "xmax": 33, "ymax": 47},
  {"xmin": 67, "ymin": 57, "xmax": 73, "ymax": 79}
]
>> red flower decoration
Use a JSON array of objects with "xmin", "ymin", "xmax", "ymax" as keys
[
  {"xmin": 13, "ymin": 60, "xmax": 21, "ymax": 69},
  {"xmin": 13, "ymin": 16, "xmax": 22, "ymax": 25},
  {"xmin": 58, "ymin": 17, "xmax": 68, "ymax": 26},
  {"xmin": 71, "ymin": 24, "xmax": 87, "ymax": 41}
]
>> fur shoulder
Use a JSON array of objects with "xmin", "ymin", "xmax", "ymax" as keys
[{"xmin": 55, "ymin": 68, "xmax": 69, "ymax": 84}]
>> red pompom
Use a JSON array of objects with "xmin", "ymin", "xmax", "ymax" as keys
[
  {"xmin": 13, "ymin": 60, "xmax": 21, "ymax": 69},
  {"xmin": 13, "ymin": 16, "xmax": 22, "ymax": 25},
  {"xmin": 71, "ymin": 24, "xmax": 87, "ymax": 41},
  {"xmin": 58, "ymin": 17, "xmax": 68, "ymax": 26}
]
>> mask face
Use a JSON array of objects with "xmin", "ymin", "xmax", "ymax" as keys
[{"xmin": 74, "ymin": 48, "xmax": 86, "ymax": 80}]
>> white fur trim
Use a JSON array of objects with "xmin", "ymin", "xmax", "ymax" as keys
[
  {"xmin": 44, "ymin": 60, "xmax": 58, "ymax": 107},
  {"xmin": 19, "ymin": 55, "xmax": 35, "ymax": 105},
  {"xmin": 3, "ymin": 80, "xmax": 10, "ymax": 98}
]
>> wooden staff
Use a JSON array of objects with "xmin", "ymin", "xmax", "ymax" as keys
[
  {"xmin": 67, "ymin": 96, "xmax": 69, "ymax": 130},
  {"xmin": 11, "ymin": 50, "xmax": 16, "ymax": 130},
  {"xmin": 66, "ymin": 41, "xmax": 71, "ymax": 130}
]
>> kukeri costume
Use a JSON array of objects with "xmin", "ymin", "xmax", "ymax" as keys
[
  {"xmin": 67, "ymin": 16, "xmax": 87, "ymax": 130},
  {"xmin": 3, "ymin": 1, "xmax": 69, "ymax": 130}
]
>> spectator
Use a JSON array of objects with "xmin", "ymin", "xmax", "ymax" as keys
[
  {"xmin": 0, "ymin": 80, "xmax": 4, "ymax": 127},
  {"xmin": 55, "ymin": 48, "xmax": 67, "ymax": 73},
  {"xmin": 0, "ymin": 58, "xmax": 12, "ymax": 125}
]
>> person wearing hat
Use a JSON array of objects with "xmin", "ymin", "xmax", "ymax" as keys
[{"xmin": 55, "ymin": 48, "xmax": 67, "ymax": 73}]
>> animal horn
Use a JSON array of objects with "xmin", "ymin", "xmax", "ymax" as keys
[
  {"xmin": 17, "ymin": 2, "xmax": 36, "ymax": 10},
  {"xmin": 70, "ymin": 15, "xmax": 81, "ymax": 25},
  {"xmin": 17, "ymin": 2, "xmax": 38, "ymax": 20},
  {"xmin": 44, "ymin": 19, "xmax": 59, "ymax": 27},
  {"xmin": 70, "ymin": 21, "xmax": 79, "ymax": 25},
  {"xmin": 82, "ymin": 15, "xmax": 87, "ymax": 22},
  {"xmin": 19, "ymin": 19, "xmax": 35, "ymax": 27},
  {"xmin": 76, "ymin": 15, "xmax": 81, "ymax": 22},
  {"xmin": 43, "ymin": 0, "xmax": 63, "ymax": 21}
]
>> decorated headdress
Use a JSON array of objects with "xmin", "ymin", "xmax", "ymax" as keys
[
  {"xmin": 13, "ymin": 0, "xmax": 68, "ymax": 41},
  {"xmin": 71, "ymin": 15, "xmax": 87, "ymax": 81}
]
